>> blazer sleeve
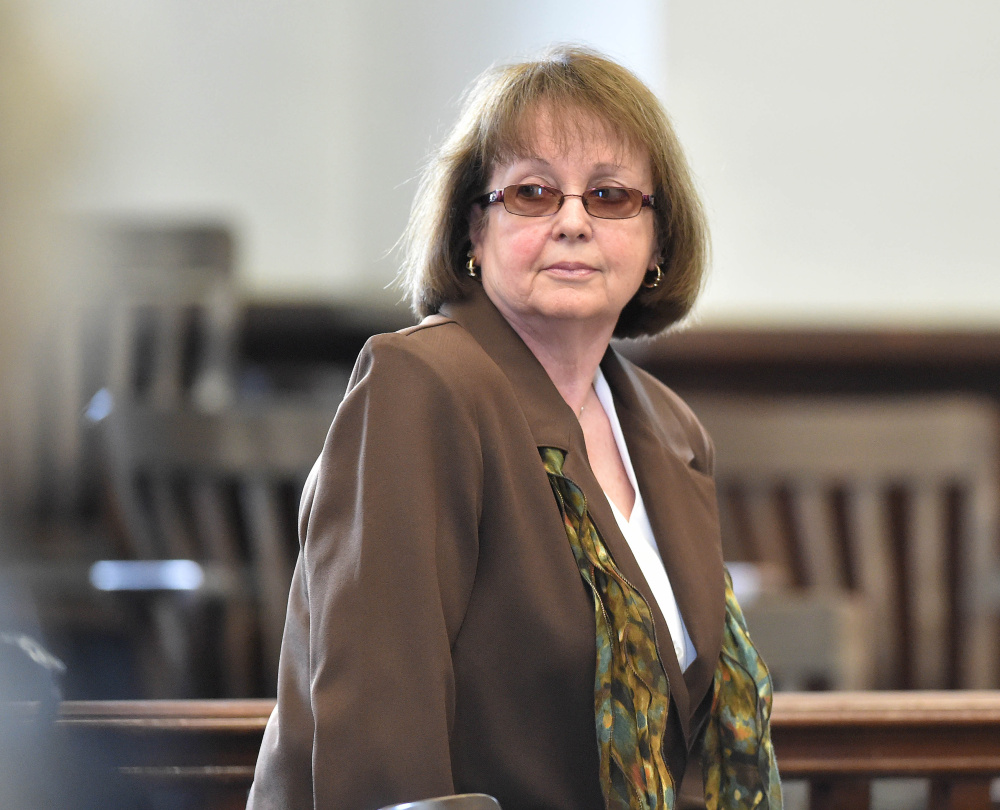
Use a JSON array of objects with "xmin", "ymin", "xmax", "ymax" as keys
[{"xmin": 248, "ymin": 332, "xmax": 483, "ymax": 810}]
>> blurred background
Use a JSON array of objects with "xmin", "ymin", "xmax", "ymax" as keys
[{"xmin": 2, "ymin": 0, "xmax": 999, "ymax": 708}]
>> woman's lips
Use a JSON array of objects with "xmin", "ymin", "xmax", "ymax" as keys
[{"xmin": 544, "ymin": 262, "xmax": 598, "ymax": 276}]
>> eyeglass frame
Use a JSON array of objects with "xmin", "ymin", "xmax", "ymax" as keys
[{"xmin": 474, "ymin": 184, "xmax": 656, "ymax": 220}]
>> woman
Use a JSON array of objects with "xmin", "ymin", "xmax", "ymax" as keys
[{"xmin": 249, "ymin": 46, "xmax": 780, "ymax": 810}]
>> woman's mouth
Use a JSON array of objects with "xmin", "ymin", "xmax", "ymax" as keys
[{"xmin": 544, "ymin": 262, "xmax": 598, "ymax": 277}]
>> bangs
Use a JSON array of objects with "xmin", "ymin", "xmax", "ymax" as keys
[
  {"xmin": 484, "ymin": 100, "xmax": 643, "ymax": 176},
  {"xmin": 468, "ymin": 57, "xmax": 661, "ymax": 188}
]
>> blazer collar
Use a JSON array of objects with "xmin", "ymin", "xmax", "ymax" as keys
[
  {"xmin": 440, "ymin": 285, "xmax": 579, "ymax": 452},
  {"xmin": 439, "ymin": 284, "xmax": 724, "ymax": 743}
]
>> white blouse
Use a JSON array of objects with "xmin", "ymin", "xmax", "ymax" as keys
[{"xmin": 593, "ymin": 368, "xmax": 696, "ymax": 672}]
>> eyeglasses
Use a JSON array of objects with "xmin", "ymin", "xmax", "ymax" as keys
[{"xmin": 475, "ymin": 184, "xmax": 655, "ymax": 220}]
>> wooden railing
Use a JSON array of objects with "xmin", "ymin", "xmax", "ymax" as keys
[
  {"xmin": 54, "ymin": 698, "xmax": 270, "ymax": 810},
  {"xmin": 49, "ymin": 692, "xmax": 1000, "ymax": 809},
  {"xmin": 772, "ymin": 691, "xmax": 1000, "ymax": 809}
]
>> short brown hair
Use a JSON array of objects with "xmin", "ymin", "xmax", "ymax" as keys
[{"xmin": 399, "ymin": 45, "xmax": 709, "ymax": 339}]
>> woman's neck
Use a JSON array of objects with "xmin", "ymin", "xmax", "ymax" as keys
[{"xmin": 507, "ymin": 316, "xmax": 614, "ymax": 416}]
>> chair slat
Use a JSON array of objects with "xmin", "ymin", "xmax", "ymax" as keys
[
  {"xmin": 909, "ymin": 484, "xmax": 949, "ymax": 688},
  {"xmin": 190, "ymin": 478, "xmax": 241, "ymax": 564},
  {"xmin": 150, "ymin": 473, "xmax": 197, "ymax": 560},
  {"xmin": 846, "ymin": 486, "xmax": 900, "ymax": 688},
  {"xmin": 960, "ymin": 480, "xmax": 1000, "ymax": 687},
  {"xmin": 790, "ymin": 483, "xmax": 842, "ymax": 592},
  {"xmin": 744, "ymin": 488, "xmax": 797, "ymax": 581}
]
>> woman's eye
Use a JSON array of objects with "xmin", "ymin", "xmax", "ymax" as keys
[
  {"xmin": 515, "ymin": 184, "xmax": 547, "ymax": 199},
  {"xmin": 591, "ymin": 187, "xmax": 629, "ymax": 202}
]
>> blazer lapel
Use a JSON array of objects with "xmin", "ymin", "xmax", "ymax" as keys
[
  {"xmin": 440, "ymin": 285, "xmax": 722, "ymax": 744},
  {"xmin": 600, "ymin": 350, "xmax": 726, "ymax": 726}
]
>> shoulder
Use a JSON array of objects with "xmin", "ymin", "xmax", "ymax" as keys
[
  {"xmin": 309, "ymin": 315, "xmax": 494, "ymax": 523},
  {"xmin": 611, "ymin": 351, "xmax": 716, "ymax": 477},
  {"xmin": 343, "ymin": 314, "xmax": 513, "ymax": 416}
]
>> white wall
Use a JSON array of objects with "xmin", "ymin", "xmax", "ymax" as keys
[
  {"xmin": 32, "ymin": 0, "xmax": 663, "ymax": 306},
  {"xmin": 23, "ymin": 0, "xmax": 1000, "ymax": 326},
  {"xmin": 666, "ymin": 0, "xmax": 1000, "ymax": 327}
]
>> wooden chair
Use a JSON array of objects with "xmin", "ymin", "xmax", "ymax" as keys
[
  {"xmin": 687, "ymin": 394, "xmax": 1000, "ymax": 689},
  {"xmin": 0, "ymin": 223, "xmax": 245, "ymax": 700},
  {"xmin": 100, "ymin": 401, "xmax": 335, "ymax": 696}
]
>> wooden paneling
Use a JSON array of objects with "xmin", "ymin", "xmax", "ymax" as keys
[
  {"xmin": 623, "ymin": 328, "xmax": 1000, "ymax": 399},
  {"xmin": 239, "ymin": 308, "xmax": 1000, "ymax": 402}
]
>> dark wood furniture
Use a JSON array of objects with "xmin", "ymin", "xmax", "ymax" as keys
[
  {"xmin": 100, "ymin": 402, "xmax": 336, "ymax": 696},
  {"xmin": 689, "ymin": 395, "xmax": 1000, "ymax": 690},
  {"xmin": 238, "ymin": 307, "xmax": 1000, "ymax": 402},
  {"xmin": 775, "ymin": 691, "xmax": 1000, "ymax": 809},
  {"xmin": 623, "ymin": 327, "xmax": 1000, "ymax": 401},
  {"xmin": 51, "ymin": 692, "xmax": 1000, "ymax": 809},
  {"xmin": 55, "ymin": 699, "xmax": 268, "ymax": 810}
]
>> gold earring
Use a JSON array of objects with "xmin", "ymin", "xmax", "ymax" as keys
[
  {"xmin": 642, "ymin": 264, "xmax": 663, "ymax": 289},
  {"xmin": 466, "ymin": 253, "xmax": 479, "ymax": 278}
]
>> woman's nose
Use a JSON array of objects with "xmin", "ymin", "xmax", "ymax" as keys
[{"xmin": 553, "ymin": 195, "xmax": 592, "ymax": 240}]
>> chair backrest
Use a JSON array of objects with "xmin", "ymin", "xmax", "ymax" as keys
[
  {"xmin": 2, "ymin": 223, "xmax": 238, "ymax": 524},
  {"xmin": 101, "ymin": 261, "xmax": 240, "ymax": 412},
  {"xmin": 687, "ymin": 394, "xmax": 1000, "ymax": 689},
  {"xmin": 101, "ymin": 400, "xmax": 336, "ymax": 692}
]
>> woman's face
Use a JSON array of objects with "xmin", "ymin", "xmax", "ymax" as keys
[{"xmin": 470, "ymin": 110, "xmax": 658, "ymax": 343}]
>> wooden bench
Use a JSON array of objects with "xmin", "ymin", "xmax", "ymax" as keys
[{"xmin": 44, "ymin": 692, "xmax": 1000, "ymax": 809}]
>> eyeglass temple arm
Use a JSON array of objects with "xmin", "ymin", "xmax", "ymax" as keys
[{"xmin": 476, "ymin": 189, "xmax": 503, "ymax": 206}]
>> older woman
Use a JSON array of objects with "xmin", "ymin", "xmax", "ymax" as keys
[{"xmin": 248, "ymin": 46, "xmax": 780, "ymax": 810}]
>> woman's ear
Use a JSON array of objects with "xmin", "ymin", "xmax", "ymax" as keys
[{"xmin": 468, "ymin": 204, "xmax": 486, "ymax": 252}]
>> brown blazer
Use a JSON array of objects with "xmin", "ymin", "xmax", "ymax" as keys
[{"xmin": 247, "ymin": 284, "xmax": 725, "ymax": 810}]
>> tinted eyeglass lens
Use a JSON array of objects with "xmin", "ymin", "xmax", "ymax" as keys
[
  {"xmin": 501, "ymin": 185, "xmax": 643, "ymax": 218},
  {"xmin": 584, "ymin": 187, "xmax": 641, "ymax": 218},
  {"xmin": 504, "ymin": 185, "xmax": 562, "ymax": 216}
]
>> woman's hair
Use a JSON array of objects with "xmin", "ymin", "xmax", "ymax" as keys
[{"xmin": 399, "ymin": 44, "xmax": 709, "ymax": 339}]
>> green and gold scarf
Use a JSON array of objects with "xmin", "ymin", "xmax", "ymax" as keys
[{"xmin": 540, "ymin": 447, "xmax": 781, "ymax": 810}]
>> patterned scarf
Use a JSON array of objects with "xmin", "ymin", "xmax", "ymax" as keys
[{"xmin": 540, "ymin": 447, "xmax": 781, "ymax": 810}]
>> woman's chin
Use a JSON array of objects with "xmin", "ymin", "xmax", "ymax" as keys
[
  {"xmin": 485, "ymin": 279, "xmax": 626, "ymax": 337},
  {"xmin": 523, "ymin": 292, "xmax": 621, "ymax": 332}
]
